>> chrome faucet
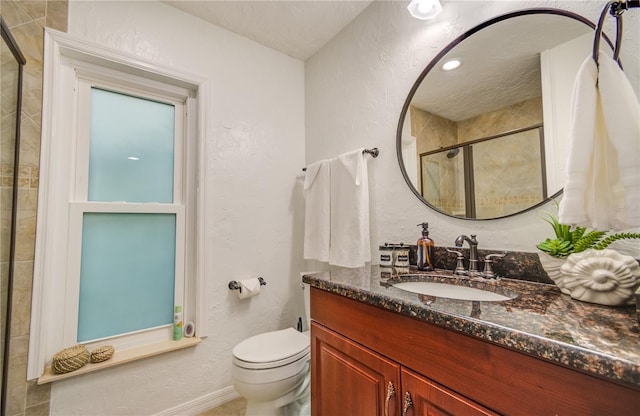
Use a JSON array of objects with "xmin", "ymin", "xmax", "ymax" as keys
[{"xmin": 454, "ymin": 234, "xmax": 479, "ymax": 275}]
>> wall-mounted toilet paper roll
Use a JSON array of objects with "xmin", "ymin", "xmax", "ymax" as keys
[{"xmin": 237, "ymin": 278, "xmax": 262, "ymax": 299}]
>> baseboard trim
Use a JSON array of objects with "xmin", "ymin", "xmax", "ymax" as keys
[{"xmin": 154, "ymin": 385, "xmax": 240, "ymax": 416}]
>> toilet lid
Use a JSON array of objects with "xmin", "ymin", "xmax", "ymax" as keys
[{"xmin": 233, "ymin": 328, "xmax": 310, "ymax": 368}]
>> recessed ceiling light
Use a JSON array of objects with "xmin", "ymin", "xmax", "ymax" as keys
[
  {"xmin": 407, "ymin": 0, "xmax": 443, "ymax": 20},
  {"xmin": 441, "ymin": 59, "xmax": 462, "ymax": 71},
  {"xmin": 127, "ymin": 156, "xmax": 140, "ymax": 161}
]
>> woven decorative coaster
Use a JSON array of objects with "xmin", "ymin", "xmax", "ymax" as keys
[
  {"xmin": 90, "ymin": 345, "xmax": 115, "ymax": 363},
  {"xmin": 52, "ymin": 345, "xmax": 90, "ymax": 374}
]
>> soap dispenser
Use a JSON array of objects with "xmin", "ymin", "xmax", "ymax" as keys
[{"xmin": 417, "ymin": 223, "xmax": 435, "ymax": 271}]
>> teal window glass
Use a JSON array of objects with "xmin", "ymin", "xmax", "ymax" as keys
[
  {"xmin": 88, "ymin": 88, "xmax": 175, "ymax": 203},
  {"xmin": 77, "ymin": 213, "xmax": 176, "ymax": 342}
]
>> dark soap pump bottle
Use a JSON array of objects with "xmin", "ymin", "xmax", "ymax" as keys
[{"xmin": 417, "ymin": 223, "xmax": 435, "ymax": 271}]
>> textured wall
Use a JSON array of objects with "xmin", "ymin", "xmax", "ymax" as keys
[
  {"xmin": 50, "ymin": 1, "xmax": 305, "ymax": 414},
  {"xmin": 305, "ymin": 0, "xmax": 640, "ymax": 254}
]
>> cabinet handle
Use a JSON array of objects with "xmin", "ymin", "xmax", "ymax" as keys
[
  {"xmin": 403, "ymin": 391, "xmax": 413, "ymax": 415},
  {"xmin": 384, "ymin": 381, "xmax": 396, "ymax": 416}
]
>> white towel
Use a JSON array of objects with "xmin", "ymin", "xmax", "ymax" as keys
[
  {"xmin": 303, "ymin": 159, "xmax": 331, "ymax": 262},
  {"xmin": 329, "ymin": 149, "xmax": 371, "ymax": 268},
  {"xmin": 599, "ymin": 57, "xmax": 640, "ymax": 228},
  {"xmin": 558, "ymin": 55, "xmax": 640, "ymax": 230}
]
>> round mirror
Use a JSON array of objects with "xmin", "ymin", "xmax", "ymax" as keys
[{"xmin": 396, "ymin": 9, "xmax": 614, "ymax": 220}]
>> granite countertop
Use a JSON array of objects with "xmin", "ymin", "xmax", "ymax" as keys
[{"xmin": 303, "ymin": 265, "xmax": 640, "ymax": 388}]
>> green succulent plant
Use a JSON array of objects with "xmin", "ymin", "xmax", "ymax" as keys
[{"xmin": 537, "ymin": 211, "xmax": 640, "ymax": 258}]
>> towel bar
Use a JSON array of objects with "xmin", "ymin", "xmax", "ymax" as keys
[{"xmin": 302, "ymin": 147, "xmax": 379, "ymax": 171}]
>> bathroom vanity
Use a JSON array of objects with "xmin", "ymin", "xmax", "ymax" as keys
[{"xmin": 304, "ymin": 267, "xmax": 640, "ymax": 415}]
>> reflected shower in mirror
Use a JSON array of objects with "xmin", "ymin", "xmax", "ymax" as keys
[
  {"xmin": 421, "ymin": 125, "xmax": 545, "ymax": 218},
  {"xmin": 397, "ymin": 9, "xmax": 628, "ymax": 219}
]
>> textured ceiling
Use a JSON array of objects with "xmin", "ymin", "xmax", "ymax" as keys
[
  {"xmin": 162, "ymin": 0, "xmax": 374, "ymax": 60},
  {"xmin": 161, "ymin": 2, "xmax": 603, "ymax": 123}
]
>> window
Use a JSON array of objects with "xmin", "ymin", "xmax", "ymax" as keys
[
  {"xmin": 28, "ymin": 30, "xmax": 208, "ymax": 380},
  {"xmin": 67, "ymin": 84, "xmax": 186, "ymax": 348}
]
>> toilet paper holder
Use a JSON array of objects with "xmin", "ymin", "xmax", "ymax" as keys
[{"xmin": 228, "ymin": 277, "xmax": 266, "ymax": 292}]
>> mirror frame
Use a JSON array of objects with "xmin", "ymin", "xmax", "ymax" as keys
[{"xmin": 396, "ymin": 8, "xmax": 611, "ymax": 220}]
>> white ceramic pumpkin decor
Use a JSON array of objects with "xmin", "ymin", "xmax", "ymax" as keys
[{"xmin": 559, "ymin": 249, "xmax": 640, "ymax": 306}]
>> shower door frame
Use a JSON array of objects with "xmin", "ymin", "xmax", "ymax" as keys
[{"xmin": 1, "ymin": 16, "xmax": 27, "ymax": 416}]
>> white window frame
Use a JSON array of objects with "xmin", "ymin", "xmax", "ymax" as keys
[
  {"xmin": 70, "ymin": 78, "xmax": 186, "ymax": 349},
  {"xmin": 28, "ymin": 29, "xmax": 210, "ymax": 380}
]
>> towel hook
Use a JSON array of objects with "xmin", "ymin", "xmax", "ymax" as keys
[{"xmin": 593, "ymin": 0, "xmax": 638, "ymax": 67}]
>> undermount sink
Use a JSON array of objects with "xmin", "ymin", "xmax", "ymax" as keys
[{"xmin": 392, "ymin": 281, "xmax": 516, "ymax": 302}]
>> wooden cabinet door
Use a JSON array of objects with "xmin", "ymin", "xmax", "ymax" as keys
[
  {"xmin": 312, "ymin": 322, "xmax": 401, "ymax": 416},
  {"xmin": 401, "ymin": 368, "xmax": 498, "ymax": 416}
]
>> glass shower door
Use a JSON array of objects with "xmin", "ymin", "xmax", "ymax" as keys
[
  {"xmin": 472, "ymin": 128, "xmax": 545, "ymax": 218},
  {"xmin": 420, "ymin": 148, "xmax": 466, "ymax": 217},
  {"xmin": 1, "ymin": 16, "xmax": 26, "ymax": 412}
]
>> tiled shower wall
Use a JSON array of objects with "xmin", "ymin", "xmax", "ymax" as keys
[{"xmin": 1, "ymin": 1, "xmax": 67, "ymax": 415}]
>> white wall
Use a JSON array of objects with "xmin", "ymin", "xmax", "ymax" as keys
[
  {"xmin": 305, "ymin": 0, "xmax": 639, "ymax": 255},
  {"xmin": 52, "ymin": 1, "xmax": 305, "ymax": 414}
]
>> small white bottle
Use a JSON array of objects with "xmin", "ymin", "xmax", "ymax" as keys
[{"xmin": 173, "ymin": 306, "xmax": 183, "ymax": 341}]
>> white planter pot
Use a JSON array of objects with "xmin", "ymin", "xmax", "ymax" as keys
[
  {"xmin": 560, "ymin": 249, "xmax": 640, "ymax": 306},
  {"xmin": 539, "ymin": 249, "xmax": 640, "ymax": 306},
  {"xmin": 537, "ymin": 251, "xmax": 570, "ymax": 295}
]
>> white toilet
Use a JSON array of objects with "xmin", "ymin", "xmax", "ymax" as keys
[{"xmin": 231, "ymin": 282, "xmax": 312, "ymax": 416}]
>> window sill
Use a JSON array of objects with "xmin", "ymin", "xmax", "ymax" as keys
[{"xmin": 37, "ymin": 337, "xmax": 201, "ymax": 384}]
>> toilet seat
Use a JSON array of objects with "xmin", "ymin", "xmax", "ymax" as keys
[{"xmin": 233, "ymin": 328, "xmax": 310, "ymax": 370}]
